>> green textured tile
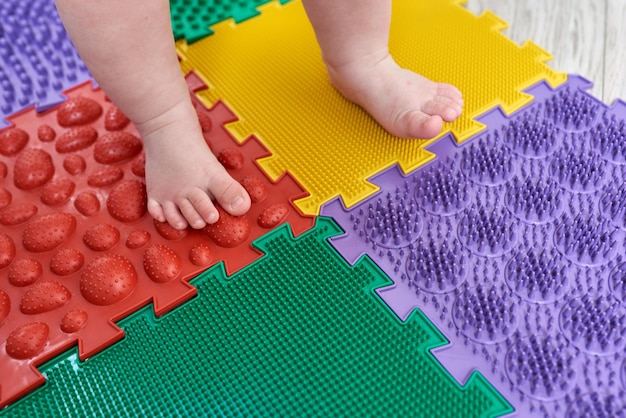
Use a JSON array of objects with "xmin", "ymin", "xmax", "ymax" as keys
[
  {"xmin": 170, "ymin": 0, "xmax": 291, "ymax": 43},
  {"xmin": 0, "ymin": 218, "xmax": 512, "ymax": 417}
]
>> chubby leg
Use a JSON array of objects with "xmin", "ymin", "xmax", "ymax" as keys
[
  {"xmin": 301, "ymin": 0, "xmax": 463, "ymax": 139},
  {"xmin": 54, "ymin": 0, "xmax": 250, "ymax": 229}
]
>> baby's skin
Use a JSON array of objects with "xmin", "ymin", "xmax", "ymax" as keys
[{"xmin": 55, "ymin": 0, "xmax": 463, "ymax": 230}]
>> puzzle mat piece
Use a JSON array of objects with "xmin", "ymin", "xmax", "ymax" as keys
[
  {"xmin": 177, "ymin": 0, "xmax": 566, "ymax": 216},
  {"xmin": 322, "ymin": 75, "xmax": 626, "ymax": 417},
  {"xmin": 0, "ymin": 0, "xmax": 92, "ymax": 127},
  {"xmin": 0, "ymin": 218, "xmax": 513, "ymax": 417},
  {"xmin": 0, "ymin": 74, "xmax": 314, "ymax": 408},
  {"xmin": 170, "ymin": 0, "xmax": 291, "ymax": 43}
]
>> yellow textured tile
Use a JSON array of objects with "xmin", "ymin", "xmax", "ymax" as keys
[{"xmin": 177, "ymin": 0, "xmax": 566, "ymax": 216}]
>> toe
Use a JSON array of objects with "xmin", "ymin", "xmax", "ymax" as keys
[
  {"xmin": 210, "ymin": 168, "xmax": 251, "ymax": 216},
  {"xmin": 162, "ymin": 201, "xmax": 188, "ymax": 230},
  {"xmin": 178, "ymin": 198, "xmax": 207, "ymax": 229},
  {"xmin": 424, "ymin": 98, "xmax": 462, "ymax": 123},
  {"xmin": 438, "ymin": 83, "xmax": 463, "ymax": 102},
  {"xmin": 186, "ymin": 189, "xmax": 219, "ymax": 225},
  {"xmin": 403, "ymin": 110, "xmax": 443, "ymax": 139},
  {"xmin": 147, "ymin": 198, "xmax": 166, "ymax": 223},
  {"xmin": 437, "ymin": 85, "xmax": 464, "ymax": 114}
]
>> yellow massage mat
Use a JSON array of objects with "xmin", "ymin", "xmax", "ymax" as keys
[{"xmin": 177, "ymin": 0, "xmax": 566, "ymax": 215}]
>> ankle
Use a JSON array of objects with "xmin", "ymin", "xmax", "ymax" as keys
[
  {"xmin": 324, "ymin": 52, "xmax": 397, "ymax": 104},
  {"xmin": 323, "ymin": 48, "xmax": 391, "ymax": 80},
  {"xmin": 134, "ymin": 98, "xmax": 198, "ymax": 140}
]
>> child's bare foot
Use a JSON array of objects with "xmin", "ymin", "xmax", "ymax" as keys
[
  {"xmin": 326, "ymin": 54, "xmax": 463, "ymax": 139},
  {"xmin": 139, "ymin": 103, "xmax": 251, "ymax": 230}
]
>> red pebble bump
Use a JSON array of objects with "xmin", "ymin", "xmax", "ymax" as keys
[
  {"xmin": 258, "ymin": 203, "xmax": 289, "ymax": 228},
  {"xmin": 0, "ymin": 203, "xmax": 38, "ymax": 226},
  {"xmin": 106, "ymin": 179, "xmax": 147, "ymax": 222},
  {"xmin": 189, "ymin": 243, "xmax": 212, "ymax": 267},
  {"xmin": 0, "ymin": 127, "xmax": 29, "ymax": 156},
  {"xmin": 50, "ymin": 248, "xmax": 84, "ymax": 276},
  {"xmin": 131, "ymin": 153, "xmax": 145, "ymax": 177},
  {"xmin": 8, "ymin": 258, "xmax": 43, "ymax": 286},
  {"xmin": 104, "ymin": 105, "xmax": 130, "ymax": 131},
  {"xmin": 23, "ymin": 213, "xmax": 77, "ymax": 253},
  {"xmin": 55, "ymin": 126, "xmax": 98, "ymax": 154},
  {"xmin": 126, "ymin": 230, "xmax": 151, "ymax": 249},
  {"xmin": 57, "ymin": 96, "xmax": 103, "ymax": 127},
  {"xmin": 74, "ymin": 191, "xmax": 100, "ymax": 216},
  {"xmin": 87, "ymin": 166, "xmax": 124, "ymax": 187},
  {"xmin": 0, "ymin": 188, "xmax": 10, "ymax": 209},
  {"xmin": 13, "ymin": 148, "xmax": 55, "ymax": 190},
  {"xmin": 217, "ymin": 148, "xmax": 244, "ymax": 170},
  {"xmin": 0, "ymin": 233, "xmax": 16, "ymax": 268},
  {"xmin": 0, "ymin": 290, "xmax": 10, "ymax": 325},
  {"xmin": 80, "ymin": 253, "xmax": 137, "ymax": 306},
  {"xmin": 93, "ymin": 132, "xmax": 142, "ymax": 165},
  {"xmin": 60, "ymin": 310, "xmax": 88, "ymax": 333},
  {"xmin": 203, "ymin": 206, "xmax": 251, "ymax": 248},
  {"xmin": 63, "ymin": 154, "xmax": 87, "ymax": 175},
  {"xmin": 153, "ymin": 219, "xmax": 188, "ymax": 240},
  {"xmin": 83, "ymin": 224, "xmax": 120, "ymax": 251},
  {"xmin": 41, "ymin": 178, "xmax": 75, "ymax": 206},
  {"xmin": 241, "ymin": 176, "xmax": 268, "ymax": 203},
  {"xmin": 20, "ymin": 280, "xmax": 71, "ymax": 315},
  {"xmin": 37, "ymin": 124, "xmax": 56, "ymax": 142},
  {"xmin": 143, "ymin": 243, "xmax": 182, "ymax": 283},
  {"xmin": 6, "ymin": 322, "xmax": 49, "ymax": 359}
]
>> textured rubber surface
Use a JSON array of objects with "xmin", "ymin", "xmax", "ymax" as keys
[
  {"xmin": 170, "ymin": 0, "xmax": 291, "ymax": 43},
  {"xmin": 0, "ymin": 0, "xmax": 92, "ymax": 127},
  {"xmin": 0, "ymin": 74, "xmax": 314, "ymax": 408},
  {"xmin": 177, "ymin": 0, "xmax": 566, "ymax": 216},
  {"xmin": 2, "ymin": 0, "xmax": 613, "ymax": 414},
  {"xmin": 0, "ymin": 218, "xmax": 512, "ymax": 417},
  {"xmin": 322, "ymin": 76, "xmax": 626, "ymax": 417}
]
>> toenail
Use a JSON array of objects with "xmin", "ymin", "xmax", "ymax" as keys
[
  {"xmin": 231, "ymin": 196, "xmax": 244, "ymax": 209},
  {"xmin": 207, "ymin": 212, "xmax": 219, "ymax": 224}
]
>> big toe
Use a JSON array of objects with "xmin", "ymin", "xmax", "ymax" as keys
[
  {"xmin": 397, "ymin": 110, "xmax": 443, "ymax": 139},
  {"xmin": 211, "ymin": 170, "xmax": 251, "ymax": 216}
]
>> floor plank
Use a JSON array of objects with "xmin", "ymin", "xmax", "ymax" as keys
[
  {"xmin": 464, "ymin": 0, "xmax": 625, "ymax": 103},
  {"xmin": 605, "ymin": 0, "xmax": 626, "ymax": 104}
]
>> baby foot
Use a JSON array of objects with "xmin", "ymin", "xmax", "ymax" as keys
[
  {"xmin": 141, "ymin": 111, "xmax": 251, "ymax": 230},
  {"xmin": 326, "ymin": 54, "xmax": 463, "ymax": 139}
]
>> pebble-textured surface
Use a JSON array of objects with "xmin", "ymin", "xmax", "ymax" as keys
[{"xmin": 0, "ymin": 74, "xmax": 314, "ymax": 408}]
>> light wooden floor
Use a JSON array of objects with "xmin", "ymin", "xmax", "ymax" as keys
[{"xmin": 465, "ymin": 0, "xmax": 626, "ymax": 105}]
